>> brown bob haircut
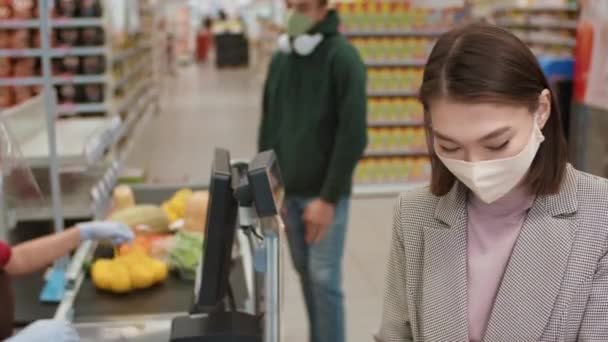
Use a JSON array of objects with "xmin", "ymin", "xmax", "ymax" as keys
[{"xmin": 419, "ymin": 23, "xmax": 568, "ymax": 197}]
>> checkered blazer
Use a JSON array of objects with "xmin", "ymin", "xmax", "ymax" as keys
[{"xmin": 378, "ymin": 165, "xmax": 608, "ymax": 342}]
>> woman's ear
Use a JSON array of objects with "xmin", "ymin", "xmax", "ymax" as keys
[{"xmin": 537, "ymin": 89, "xmax": 551, "ymax": 129}]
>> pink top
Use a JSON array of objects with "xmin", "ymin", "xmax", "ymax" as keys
[{"xmin": 467, "ymin": 186, "xmax": 535, "ymax": 342}]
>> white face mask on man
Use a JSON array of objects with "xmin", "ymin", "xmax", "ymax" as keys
[{"xmin": 437, "ymin": 117, "xmax": 545, "ymax": 204}]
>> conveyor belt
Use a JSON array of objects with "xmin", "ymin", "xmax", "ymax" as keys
[{"xmin": 73, "ymin": 274, "xmax": 194, "ymax": 322}]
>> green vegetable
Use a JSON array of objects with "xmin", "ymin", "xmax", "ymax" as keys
[{"xmin": 169, "ymin": 231, "xmax": 204, "ymax": 279}]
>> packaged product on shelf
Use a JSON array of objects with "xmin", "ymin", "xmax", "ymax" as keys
[
  {"xmin": 0, "ymin": 58, "xmax": 10, "ymax": 77},
  {"xmin": 11, "ymin": 0, "xmax": 36, "ymax": 19},
  {"xmin": 10, "ymin": 29, "xmax": 31, "ymax": 49},
  {"xmin": 56, "ymin": 0, "xmax": 77, "ymax": 17},
  {"xmin": 13, "ymin": 58, "xmax": 36, "ymax": 76},
  {"xmin": 60, "ymin": 55, "xmax": 80, "ymax": 74},
  {"xmin": 79, "ymin": 0, "xmax": 101, "ymax": 17},
  {"xmin": 0, "ymin": 31, "xmax": 9, "ymax": 49},
  {"xmin": 80, "ymin": 27, "xmax": 104, "ymax": 46},
  {"xmin": 83, "ymin": 83, "xmax": 103, "ymax": 103},
  {"xmin": 82, "ymin": 55, "xmax": 104, "ymax": 74},
  {"xmin": 0, "ymin": 1, "xmax": 11, "ymax": 19},
  {"xmin": 13, "ymin": 85, "xmax": 32, "ymax": 103},
  {"xmin": 0, "ymin": 87, "xmax": 14, "ymax": 109},
  {"xmin": 57, "ymin": 83, "xmax": 79, "ymax": 103},
  {"xmin": 57, "ymin": 28, "xmax": 79, "ymax": 46}
]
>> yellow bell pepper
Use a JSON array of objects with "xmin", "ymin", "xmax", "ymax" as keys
[
  {"xmin": 90, "ymin": 248, "xmax": 168, "ymax": 294},
  {"xmin": 161, "ymin": 188, "xmax": 193, "ymax": 223}
]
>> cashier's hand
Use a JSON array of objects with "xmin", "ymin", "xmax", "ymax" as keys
[
  {"xmin": 7, "ymin": 319, "xmax": 79, "ymax": 342},
  {"xmin": 303, "ymin": 199, "xmax": 335, "ymax": 245},
  {"xmin": 77, "ymin": 221, "xmax": 134, "ymax": 245}
]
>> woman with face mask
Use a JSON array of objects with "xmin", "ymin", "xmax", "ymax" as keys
[{"xmin": 377, "ymin": 23, "xmax": 608, "ymax": 342}]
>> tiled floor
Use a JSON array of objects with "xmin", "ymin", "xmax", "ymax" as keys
[{"xmin": 129, "ymin": 63, "xmax": 397, "ymax": 341}]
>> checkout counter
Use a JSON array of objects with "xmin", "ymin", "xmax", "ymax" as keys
[{"xmin": 8, "ymin": 149, "xmax": 283, "ymax": 342}]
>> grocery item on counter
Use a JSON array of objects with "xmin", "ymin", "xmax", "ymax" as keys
[
  {"xmin": 91, "ymin": 248, "xmax": 169, "ymax": 293},
  {"xmin": 112, "ymin": 184, "xmax": 135, "ymax": 211},
  {"xmin": 109, "ymin": 204, "xmax": 171, "ymax": 235},
  {"xmin": 183, "ymin": 191, "xmax": 209, "ymax": 233},
  {"xmin": 169, "ymin": 231, "xmax": 204, "ymax": 280},
  {"xmin": 162, "ymin": 188, "xmax": 193, "ymax": 223}
]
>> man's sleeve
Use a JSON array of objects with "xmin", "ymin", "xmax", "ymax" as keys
[
  {"xmin": 258, "ymin": 53, "xmax": 279, "ymax": 152},
  {"xmin": 0, "ymin": 241, "xmax": 11, "ymax": 269},
  {"xmin": 320, "ymin": 44, "xmax": 368, "ymax": 203}
]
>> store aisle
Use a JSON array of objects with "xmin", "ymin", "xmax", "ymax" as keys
[{"xmin": 131, "ymin": 63, "xmax": 396, "ymax": 341}]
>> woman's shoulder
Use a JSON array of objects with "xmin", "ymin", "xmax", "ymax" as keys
[
  {"xmin": 571, "ymin": 167, "xmax": 608, "ymax": 212},
  {"xmin": 394, "ymin": 185, "xmax": 441, "ymax": 226}
]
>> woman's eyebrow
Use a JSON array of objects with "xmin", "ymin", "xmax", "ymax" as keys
[
  {"xmin": 478, "ymin": 126, "xmax": 510, "ymax": 142},
  {"xmin": 433, "ymin": 126, "xmax": 511, "ymax": 143}
]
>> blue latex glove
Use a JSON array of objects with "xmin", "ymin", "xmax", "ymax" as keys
[
  {"xmin": 77, "ymin": 221, "xmax": 134, "ymax": 245},
  {"xmin": 6, "ymin": 319, "xmax": 79, "ymax": 342}
]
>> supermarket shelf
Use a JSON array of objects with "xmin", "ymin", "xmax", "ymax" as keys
[
  {"xmin": 0, "ymin": 19, "xmax": 40, "ymax": 29},
  {"xmin": 0, "ymin": 75, "xmax": 107, "ymax": 86},
  {"xmin": 0, "ymin": 47, "xmax": 105, "ymax": 57},
  {"xmin": 368, "ymin": 120, "xmax": 424, "ymax": 128},
  {"xmin": 20, "ymin": 117, "xmax": 122, "ymax": 168},
  {"xmin": 365, "ymin": 150, "xmax": 428, "ymax": 157},
  {"xmin": 368, "ymin": 90, "xmax": 418, "ymax": 97},
  {"xmin": 365, "ymin": 60, "xmax": 426, "ymax": 68},
  {"xmin": 53, "ymin": 74, "xmax": 108, "ymax": 85},
  {"xmin": 344, "ymin": 30, "xmax": 446, "ymax": 38},
  {"xmin": 0, "ymin": 49, "xmax": 43, "ymax": 57},
  {"xmin": 0, "ymin": 77, "xmax": 43, "ymax": 86},
  {"xmin": 11, "ymin": 167, "xmax": 115, "ymax": 222},
  {"xmin": 112, "ymin": 42, "xmax": 153, "ymax": 64},
  {"xmin": 496, "ymin": 19, "xmax": 578, "ymax": 30},
  {"xmin": 116, "ymin": 81, "xmax": 149, "ymax": 114},
  {"xmin": 520, "ymin": 36, "xmax": 576, "ymax": 48},
  {"xmin": 51, "ymin": 18, "xmax": 104, "ymax": 28},
  {"xmin": 353, "ymin": 182, "xmax": 427, "ymax": 196},
  {"xmin": 50, "ymin": 46, "xmax": 106, "ymax": 57},
  {"xmin": 57, "ymin": 103, "xmax": 109, "ymax": 115},
  {"xmin": 114, "ymin": 59, "xmax": 149, "ymax": 90},
  {"xmin": 495, "ymin": 4, "xmax": 578, "ymax": 13}
]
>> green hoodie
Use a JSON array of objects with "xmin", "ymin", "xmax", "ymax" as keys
[{"xmin": 258, "ymin": 10, "xmax": 368, "ymax": 204}]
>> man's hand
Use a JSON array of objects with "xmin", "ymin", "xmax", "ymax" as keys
[{"xmin": 302, "ymin": 199, "xmax": 335, "ymax": 245}]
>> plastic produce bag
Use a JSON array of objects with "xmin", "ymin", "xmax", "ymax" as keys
[{"xmin": 0, "ymin": 115, "xmax": 43, "ymax": 207}]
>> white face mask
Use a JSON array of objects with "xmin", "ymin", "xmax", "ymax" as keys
[
  {"xmin": 437, "ymin": 118, "xmax": 545, "ymax": 204},
  {"xmin": 277, "ymin": 33, "xmax": 324, "ymax": 56}
]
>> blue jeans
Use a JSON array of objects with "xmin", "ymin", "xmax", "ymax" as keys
[{"xmin": 284, "ymin": 197, "xmax": 349, "ymax": 342}]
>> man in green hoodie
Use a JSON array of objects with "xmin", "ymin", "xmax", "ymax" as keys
[{"xmin": 258, "ymin": 1, "xmax": 367, "ymax": 341}]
